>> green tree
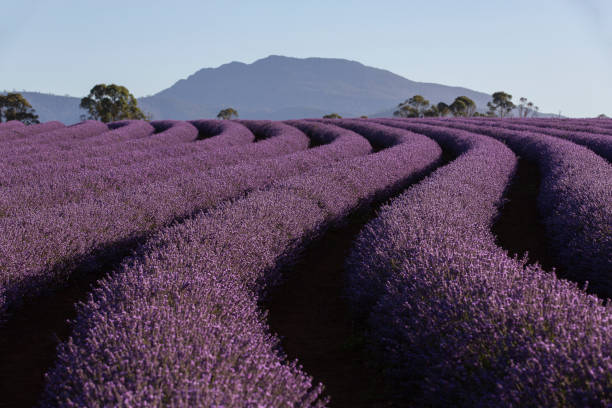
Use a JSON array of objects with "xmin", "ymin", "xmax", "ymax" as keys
[
  {"xmin": 517, "ymin": 97, "xmax": 539, "ymax": 118},
  {"xmin": 487, "ymin": 91, "xmax": 515, "ymax": 118},
  {"xmin": 360, "ymin": 115, "xmax": 368, "ymax": 119},
  {"xmin": 217, "ymin": 108, "xmax": 239, "ymax": 120},
  {"xmin": 0, "ymin": 93, "xmax": 40, "ymax": 124},
  {"xmin": 323, "ymin": 113, "xmax": 342, "ymax": 119},
  {"xmin": 409, "ymin": 95, "xmax": 430, "ymax": 117},
  {"xmin": 80, "ymin": 84, "xmax": 147, "ymax": 123},
  {"xmin": 424, "ymin": 102, "xmax": 451, "ymax": 117},
  {"xmin": 394, "ymin": 95, "xmax": 430, "ymax": 118},
  {"xmin": 436, "ymin": 102, "xmax": 451, "ymax": 117},
  {"xmin": 394, "ymin": 105, "xmax": 417, "ymax": 118},
  {"xmin": 424, "ymin": 105, "xmax": 440, "ymax": 117},
  {"xmin": 449, "ymin": 96, "xmax": 476, "ymax": 117}
]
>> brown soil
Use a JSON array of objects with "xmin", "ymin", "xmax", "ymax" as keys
[
  {"xmin": 0, "ymin": 239, "xmax": 140, "ymax": 408},
  {"xmin": 265, "ymin": 151, "xmax": 453, "ymax": 407},
  {"xmin": 492, "ymin": 159, "xmax": 563, "ymax": 274},
  {"xmin": 265, "ymin": 207, "xmax": 400, "ymax": 407},
  {"xmin": 0, "ymin": 148, "xmax": 450, "ymax": 408},
  {"xmin": 0, "ymin": 279, "xmax": 91, "ymax": 407}
]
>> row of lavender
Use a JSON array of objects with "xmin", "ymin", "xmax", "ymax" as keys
[
  {"xmin": 345, "ymin": 119, "xmax": 611, "ymax": 406},
  {"xmin": 0, "ymin": 120, "xmax": 376, "ymax": 316},
  {"xmin": 4, "ymin": 122, "xmax": 322, "ymax": 217},
  {"xmin": 0, "ymin": 120, "xmax": 67, "ymax": 142},
  {"xmin": 412, "ymin": 118, "xmax": 612, "ymax": 298},
  {"xmin": 1, "ymin": 120, "xmax": 259, "ymax": 213},
  {"xmin": 480, "ymin": 117, "xmax": 612, "ymax": 134},
  {"xmin": 452, "ymin": 117, "xmax": 612, "ymax": 161},
  {"xmin": 39, "ymin": 121, "xmax": 442, "ymax": 406},
  {"xmin": 1, "ymin": 117, "xmax": 610, "ymax": 405}
]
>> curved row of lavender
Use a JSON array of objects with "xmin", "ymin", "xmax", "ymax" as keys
[
  {"xmin": 346, "ymin": 122, "xmax": 612, "ymax": 406},
  {"xmin": 383, "ymin": 118, "xmax": 612, "ymax": 299},
  {"xmin": 504, "ymin": 117, "xmax": 612, "ymax": 133},
  {"xmin": 2, "ymin": 120, "xmax": 290, "ymax": 191},
  {"xmin": 2, "ymin": 120, "xmax": 193, "ymax": 168},
  {"xmin": 312, "ymin": 118, "xmax": 419, "ymax": 148},
  {"xmin": 40, "ymin": 121, "xmax": 442, "ymax": 407},
  {"xmin": 443, "ymin": 117, "xmax": 612, "ymax": 141},
  {"xmin": 0, "ymin": 120, "xmax": 108, "ymax": 150},
  {"xmin": 454, "ymin": 118, "xmax": 612, "ymax": 162},
  {"xmin": 0, "ymin": 121, "xmax": 309, "ymax": 215},
  {"xmin": 0, "ymin": 121, "xmax": 371, "ymax": 319},
  {"xmin": 505, "ymin": 118, "xmax": 612, "ymax": 137},
  {"xmin": 0, "ymin": 120, "xmax": 25, "ymax": 130},
  {"xmin": 2, "ymin": 120, "xmax": 156, "ymax": 166},
  {"xmin": 0, "ymin": 121, "xmax": 65, "ymax": 142},
  {"xmin": 6, "ymin": 119, "xmax": 256, "ymax": 167},
  {"xmin": 189, "ymin": 119, "xmax": 256, "ymax": 148},
  {"xmin": 1, "ymin": 121, "xmax": 198, "ymax": 182}
]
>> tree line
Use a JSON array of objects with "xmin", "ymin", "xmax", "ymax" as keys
[
  {"xmin": 0, "ymin": 93, "xmax": 40, "ymax": 124},
  {"xmin": 0, "ymin": 85, "xmax": 606, "ymax": 125},
  {"xmin": 390, "ymin": 92, "xmax": 539, "ymax": 119},
  {"xmin": 0, "ymin": 84, "xmax": 246, "ymax": 124}
]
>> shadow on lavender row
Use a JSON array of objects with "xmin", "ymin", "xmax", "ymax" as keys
[
  {"xmin": 0, "ymin": 199, "xmax": 248, "ymax": 408},
  {"xmin": 492, "ymin": 159, "xmax": 566, "ymax": 276},
  {"xmin": 0, "ymin": 235, "xmax": 144, "ymax": 408},
  {"xmin": 265, "ymin": 148, "xmax": 456, "ymax": 408}
]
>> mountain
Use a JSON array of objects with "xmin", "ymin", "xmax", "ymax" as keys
[
  {"xmin": 138, "ymin": 55, "xmax": 495, "ymax": 120},
  {"xmin": 17, "ymin": 92, "xmax": 82, "ymax": 124},
  {"xmin": 10, "ymin": 56, "xmax": 550, "ymax": 123}
]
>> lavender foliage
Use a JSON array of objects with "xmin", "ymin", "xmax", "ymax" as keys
[
  {"xmin": 0, "ymin": 121, "xmax": 368, "ymax": 318},
  {"xmin": 0, "ymin": 121, "xmax": 65, "ymax": 142},
  {"xmin": 1, "ymin": 116, "xmax": 609, "ymax": 406},
  {"xmin": 378, "ymin": 118, "xmax": 612, "ymax": 298},
  {"xmin": 507, "ymin": 118, "xmax": 612, "ymax": 137},
  {"xmin": 40, "ymin": 121, "xmax": 441, "ymax": 407},
  {"xmin": 348, "ymin": 121, "xmax": 612, "ymax": 406},
  {"xmin": 0, "ymin": 121, "xmax": 305, "ymax": 215},
  {"xmin": 414, "ymin": 118, "xmax": 612, "ymax": 298},
  {"xmin": 456, "ymin": 118, "xmax": 612, "ymax": 161},
  {"xmin": 0, "ymin": 120, "xmax": 107, "ymax": 153},
  {"xmin": 0, "ymin": 120, "xmax": 25, "ymax": 130}
]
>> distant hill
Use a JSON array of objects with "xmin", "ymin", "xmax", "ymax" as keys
[
  {"xmin": 17, "ymin": 92, "xmax": 82, "ymax": 124},
  {"xmin": 8, "ymin": 56, "xmax": 555, "ymax": 123},
  {"xmin": 139, "ymin": 55, "xmax": 495, "ymax": 120}
]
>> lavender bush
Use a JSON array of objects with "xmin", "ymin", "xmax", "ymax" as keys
[
  {"xmin": 505, "ymin": 118, "xmax": 612, "ymax": 134},
  {"xmin": 0, "ymin": 121, "xmax": 308, "ymax": 215},
  {"xmin": 0, "ymin": 120, "xmax": 25, "ymax": 130},
  {"xmin": 2, "ymin": 117, "xmax": 608, "ymax": 406},
  {"xmin": 507, "ymin": 118, "xmax": 612, "ymax": 136},
  {"xmin": 189, "ymin": 119, "xmax": 255, "ymax": 148},
  {"xmin": 0, "ymin": 120, "xmax": 107, "ymax": 152},
  {"xmin": 456, "ymin": 118, "xmax": 612, "ymax": 161},
  {"xmin": 40, "ymin": 121, "xmax": 441, "ymax": 406},
  {"xmin": 0, "ymin": 121, "xmax": 65, "ymax": 142},
  {"xmin": 0, "ymin": 121, "xmax": 369, "ymax": 318},
  {"xmin": 384, "ymin": 118, "xmax": 612, "ymax": 299},
  {"xmin": 0, "ymin": 120, "xmax": 195, "ymax": 173},
  {"xmin": 348, "ymin": 121, "xmax": 612, "ymax": 406}
]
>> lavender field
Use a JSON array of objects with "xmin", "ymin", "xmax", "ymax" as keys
[{"xmin": 0, "ymin": 118, "xmax": 610, "ymax": 407}]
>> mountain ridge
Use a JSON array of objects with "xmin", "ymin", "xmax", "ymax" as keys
[{"xmin": 7, "ymin": 55, "xmax": 533, "ymax": 123}]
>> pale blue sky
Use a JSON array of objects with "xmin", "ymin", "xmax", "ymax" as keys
[{"xmin": 1, "ymin": 0, "xmax": 610, "ymax": 117}]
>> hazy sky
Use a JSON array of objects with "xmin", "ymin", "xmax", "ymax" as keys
[{"xmin": 1, "ymin": 0, "xmax": 610, "ymax": 117}]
